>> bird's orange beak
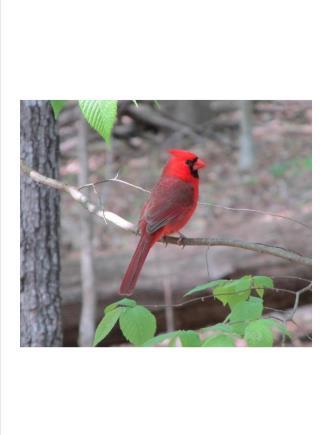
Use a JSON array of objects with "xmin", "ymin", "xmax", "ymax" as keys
[{"xmin": 194, "ymin": 158, "xmax": 206, "ymax": 170}]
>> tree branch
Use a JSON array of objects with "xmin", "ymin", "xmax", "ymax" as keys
[
  {"xmin": 124, "ymin": 103, "xmax": 223, "ymax": 143},
  {"xmin": 20, "ymin": 159, "xmax": 312, "ymax": 267}
]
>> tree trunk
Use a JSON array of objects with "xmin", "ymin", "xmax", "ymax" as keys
[
  {"xmin": 77, "ymin": 116, "xmax": 96, "ymax": 347},
  {"xmin": 20, "ymin": 100, "xmax": 62, "ymax": 346}
]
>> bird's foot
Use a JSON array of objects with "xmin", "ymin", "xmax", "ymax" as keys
[
  {"xmin": 163, "ymin": 236, "xmax": 169, "ymax": 247},
  {"xmin": 177, "ymin": 232, "xmax": 187, "ymax": 249}
]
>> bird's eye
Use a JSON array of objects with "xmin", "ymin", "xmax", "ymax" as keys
[{"xmin": 185, "ymin": 157, "xmax": 198, "ymax": 167}]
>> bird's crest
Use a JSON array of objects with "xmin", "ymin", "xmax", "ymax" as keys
[{"xmin": 168, "ymin": 149, "xmax": 199, "ymax": 160}]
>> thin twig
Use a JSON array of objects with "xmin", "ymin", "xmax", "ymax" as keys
[
  {"xmin": 79, "ymin": 174, "xmax": 151, "ymax": 195},
  {"xmin": 141, "ymin": 285, "xmax": 310, "ymax": 309},
  {"xmin": 205, "ymin": 246, "xmax": 211, "ymax": 281},
  {"xmin": 91, "ymin": 183, "xmax": 107, "ymax": 225},
  {"xmin": 199, "ymin": 202, "xmax": 311, "ymax": 231},
  {"xmin": 81, "ymin": 175, "xmax": 311, "ymax": 231},
  {"xmin": 278, "ymin": 282, "xmax": 312, "ymax": 345},
  {"xmin": 271, "ymin": 275, "xmax": 312, "ymax": 283},
  {"xmin": 284, "ymin": 283, "xmax": 312, "ymax": 322}
]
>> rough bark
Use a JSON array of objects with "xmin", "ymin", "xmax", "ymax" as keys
[
  {"xmin": 77, "ymin": 116, "xmax": 96, "ymax": 347},
  {"xmin": 20, "ymin": 100, "xmax": 62, "ymax": 346}
]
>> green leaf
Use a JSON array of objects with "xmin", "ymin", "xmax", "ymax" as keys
[
  {"xmin": 202, "ymin": 334, "xmax": 235, "ymax": 347},
  {"xmin": 253, "ymin": 276, "xmax": 274, "ymax": 288},
  {"xmin": 244, "ymin": 319, "xmax": 274, "ymax": 347},
  {"xmin": 143, "ymin": 329, "xmax": 202, "ymax": 347},
  {"xmin": 228, "ymin": 297, "xmax": 264, "ymax": 335},
  {"xmin": 264, "ymin": 319, "xmax": 292, "ymax": 338},
  {"xmin": 104, "ymin": 302, "xmax": 118, "ymax": 314},
  {"xmin": 253, "ymin": 276, "xmax": 273, "ymax": 297},
  {"xmin": 252, "ymin": 275, "xmax": 272, "ymax": 298},
  {"xmin": 178, "ymin": 330, "xmax": 201, "ymax": 347},
  {"xmin": 116, "ymin": 298, "xmax": 137, "ymax": 307},
  {"xmin": 119, "ymin": 305, "xmax": 156, "ymax": 346},
  {"xmin": 104, "ymin": 297, "xmax": 136, "ymax": 314},
  {"xmin": 168, "ymin": 336, "xmax": 178, "ymax": 347},
  {"xmin": 132, "ymin": 100, "xmax": 139, "ymax": 108},
  {"xmin": 50, "ymin": 100, "xmax": 66, "ymax": 119},
  {"xmin": 79, "ymin": 100, "xmax": 118, "ymax": 144},
  {"xmin": 184, "ymin": 280, "xmax": 227, "ymax": 297},
  {"xmin": 201, "ymin": 323, "xmax": 234, "ymax": 334},
  {"xmin": 142, "ymin": 331, "xmax": 180, "ymax": 347},
  {"xmin": 236, "ymin": 275, "xmax": 253, "ymax": 289},
  {"xmin": 255, "ymin": 287, "xmax": 264, "ymax": 298},
  {"xmin": 93, "ymin": 307, "xmax": 125, "ymax": 346},
  {"xmin": 214, "ymin": 276, "xmax": 251, "ymax": 308},
  {"xmin": 255, "ymin": 287, "xmax": 265, "ymax": 298}
]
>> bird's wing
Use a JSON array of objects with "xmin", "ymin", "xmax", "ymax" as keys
[{"xmin": 143, "ymin": 176, "xmax": 195, "ymax": 234}]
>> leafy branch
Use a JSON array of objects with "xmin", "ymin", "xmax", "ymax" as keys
[{"xmin": 93, "ymin": 275, "xmax": 310, "ymax": 347}]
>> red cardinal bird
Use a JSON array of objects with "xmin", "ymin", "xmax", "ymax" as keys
[{"xmin": 119, "ymin": 149, "xmax": 206, "ymax": 295}]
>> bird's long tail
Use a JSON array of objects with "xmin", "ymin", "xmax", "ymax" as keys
[{"xmin": 119, "ymin": 233, "xmax": 156, "ymax": 295}]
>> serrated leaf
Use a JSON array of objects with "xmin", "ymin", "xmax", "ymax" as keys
[
  {"xmin": 79, "ymin": 100, "xmax": 118, "ymax": 144},
  {"xmin": 228, "ymin": 297, "xmax": 264, "ymax": 335},
  {"xmin": 50, "ymin": 100, "xmax": 66, "ymax": 119},
  {"xmin": 178, "ymin": 330, "xmax": 201, "ymax": 347},
  {"xmin": 93, "ymin": 307, "xmax": 125, "ymax": 346},
  {"xmin": 184, "ymin": 280, "xmax": 227, "ymax": 297},
  {"xmin": 244, "ymin": 319, "xmax": 274, "ymax": 347},
  {"xmin": 214, "ymin": 276, "xmax": 251, "ymax": 308},
  {"xmin": 104, "ymin": 297, "xmax": 136, "ymax": 314},
  {"xmin": 142, "ymin": 331, "xmax": 180, "ymax": 347},
  {"xmin": 120, "ymin": 305, "xmax": 156, "ymax": 346},
  {"xmin": 202, "ymin": 334, "xmax": 235, "ymax": 347}
]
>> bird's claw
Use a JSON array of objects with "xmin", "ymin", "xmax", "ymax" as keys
[{"xmin": 177, "ymin": 232, "xmax": 187, "ymax": 249}]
